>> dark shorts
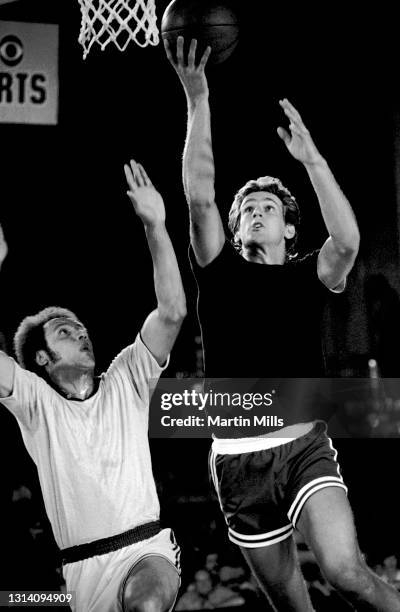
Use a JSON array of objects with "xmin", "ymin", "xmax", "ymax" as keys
[{"xmin": 209, "ymin": 422, "xmax": 347, "ymax": 548}]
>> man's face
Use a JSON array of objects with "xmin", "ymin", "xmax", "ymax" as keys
[
  {"xmin": 205, "ymin": 553, "xmax": 218, "ymax": 572},
  {"xmin": 383, "ymin": 555, "xmax": 397, "ymax": 570},
  {"xmin": 238, "ymin": 191, "xmax": 292, "ymax": 250},
  {"xmin": 195, "ymin": 570, "xmax": 213, "ymax": 595},
  {"xmin": 42, "ymin": 317, "xmax": 95, "ymax": 369}
]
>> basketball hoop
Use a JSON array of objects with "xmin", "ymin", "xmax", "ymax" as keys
[{"xmin": 77, "ymin": 0, "xmax": 159, "ymax": 59}]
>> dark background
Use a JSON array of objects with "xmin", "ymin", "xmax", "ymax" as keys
[{"xmin": 1, "ymin": 0, "xmax": 400, "ymax": 589}]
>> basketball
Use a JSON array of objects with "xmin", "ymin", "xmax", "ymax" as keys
[{"xmin": 161, "ymin": 0, "xmax": 239, "ymax": 65}]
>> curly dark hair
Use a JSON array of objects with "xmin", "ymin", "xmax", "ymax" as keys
[
  {"xmin": 228, "ymin": 176, "xmax": 301, "ymax": 258},
  {"xmin": 14, "ymin": 306, "xmax": 79, "ymax": 376}
]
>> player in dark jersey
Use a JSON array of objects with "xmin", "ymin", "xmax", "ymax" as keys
[{"xmin": 165, "ymin": 37, "xmax": 400, "ymax": 611}]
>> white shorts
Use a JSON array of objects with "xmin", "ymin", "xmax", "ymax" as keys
[{"xmin": 63, "ymin": 528, "xmax": 181, "ymax": 612}]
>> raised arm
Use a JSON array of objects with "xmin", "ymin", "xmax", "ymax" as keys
[
  {"xmin": 0, "ymin": 223, "xmax": 8, "ymax": 272},
  {"xmin": 0, "ymin": 224, "xmax": 14, "ymax": 396},
  {"xmin": 277, "ymin": 99, "xmax": 360, "ymax": 290},
  {"xmin": 164, "ymin": 37, "xmax": 225, "ymax": 267},
  {"xmin": 124, "ymin": 160, "xmax": 186, "ymax": 366}
]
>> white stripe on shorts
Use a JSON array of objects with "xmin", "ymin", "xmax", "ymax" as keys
[
  {"xmin": 228, "ymin": 523, "xmax": 293, "ymax": 548},
  {"xmin": 209, "ymin": 448, "xmax": 229, "ymax": 526},
  {"xmin": 287, "ymin": 476, "xmax": 348, "ymax": 527},
  {"xmin": 211, "ymin": 422, "xmax": 315, "ymax": 455}
]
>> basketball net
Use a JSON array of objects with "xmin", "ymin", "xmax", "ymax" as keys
[{"xmin": 78, "ymin": 0, "xmax": 159, "ymax": 58}]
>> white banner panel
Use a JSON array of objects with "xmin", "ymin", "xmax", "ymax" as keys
[{"xmin": 0, "ymin": 21, "xmax": 58, "ymax": 124}]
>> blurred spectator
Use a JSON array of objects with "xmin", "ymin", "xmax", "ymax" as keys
[
  {"xmin": 209, "ymin": 566, "xmax": 245, "ymax": 608},
  {"xmin": 218, "ymin": 564, "xmax": 263, "ymax": 608},
  {"xmin": 175, "ymin": 569, "xmax": 214, "ymax": 610},
  {"xmin": 175, "ymin": 568, "xmax": 245, "ymax": 610},
  {"xmin": 219, "ymin": 565, "xmax": 246, "ymax": 588},
  {"xmin": 373, "ymin": 562, "xmax": 387, "ymax": 581},
  {"xmin": 12, "ymin": 483, "xmax": 32, "ymax": 502},
  {"xmin": 204, "ymin": 552, "xmax": 219, "ymax": 581},
  {"xmin": 365, "ymin": 274, "xmax": 400, "ymax": 377},
  {"xmin": 4, "ymin": 482, "xmax": 62, "ymax": 591},
  {"xmin": 381, "ymin": 554, "xmax": 400, "ymax": 589}
]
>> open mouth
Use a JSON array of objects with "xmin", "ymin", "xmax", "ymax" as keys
[{"xmin": 252, "ymin": 223, "xmax": 264, "ymax": 230}]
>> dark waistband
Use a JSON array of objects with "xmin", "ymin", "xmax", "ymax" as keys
[{"xmin": 61, "ymin": 520, "xmax": 161, "ymax": 565}]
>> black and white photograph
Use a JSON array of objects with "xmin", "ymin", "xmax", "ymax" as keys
[{"xmin": 1, "ymin": 1, "xmax": 400, "ymax": 610}]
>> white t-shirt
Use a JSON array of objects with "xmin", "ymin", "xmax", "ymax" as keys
[{"xmin": 0, "ymin": 334, "xmax": 167, "ymax": 550}]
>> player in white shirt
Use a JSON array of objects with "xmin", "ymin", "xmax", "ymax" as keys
[{"xmin": 0, "ymin": 161, "xmax": 186, "ymax": 612}]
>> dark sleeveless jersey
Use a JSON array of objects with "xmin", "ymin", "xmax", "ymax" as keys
[
  {"xmin": 189, "ymin": 241, "xmax": 338, "ymax": 435},
  {"xmin": 190, "ymin": 240, "xmax": 332, "ymax": 378}
]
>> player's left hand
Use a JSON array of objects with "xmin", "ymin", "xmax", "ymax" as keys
[
  {"xmin": 277, "ymin": 99, "xmax": 325, "ymax": 166},
  {"xmin": 0, "ymin": 224, "xmax": 8, "ymax": 267},
  {"xmin": 124, "ymin": 160, "xmax": 166, "ymax": 227}
]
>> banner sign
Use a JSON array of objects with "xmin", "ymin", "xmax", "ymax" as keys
[{"xmin": 0, "ymin": 21, "xmax": 58, "ymax": 124}]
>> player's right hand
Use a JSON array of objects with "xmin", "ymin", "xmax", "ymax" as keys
[
  {"xmin": 0, "ymin": 224, "xmax": 8, "ymax": 267},
  {"xmin": 164, "ymin": 36, "xmax": 211, "ymax": 101},
  {"xmin": 124, "ymin": 160, "xmax": 166, "ymax": 228}
]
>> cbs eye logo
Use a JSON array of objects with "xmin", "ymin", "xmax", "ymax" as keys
[{"xmin": 0, "ymin": 35, "xmax": 24, "ymax": 67}]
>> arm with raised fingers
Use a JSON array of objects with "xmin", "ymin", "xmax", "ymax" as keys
[
  {"xmin": 277, "ymin": 98, "xmax": 360, "ymax": 290},
  {"xmin": 164, "ymin": 36, "xmax": 225, "ymax": 267},
  {"xmin": 124, "ymin": 160, "xmax": 186, "ymax": 366}
]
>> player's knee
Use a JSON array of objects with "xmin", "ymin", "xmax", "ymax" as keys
[
  {"xmin": 322, "ymin": 557, "xmax": 373, "ymax": 595},
  {"xmin": 124, "ymin": 594, "xmax": 164, "ymax": 612}
]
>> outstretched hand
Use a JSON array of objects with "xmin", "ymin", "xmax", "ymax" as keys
[
  {"xmin": 0, "ymin": 224, "xmax": 8, "ymax": 267},
  {"xmin": 277, "ymin": 99, "xmax": 325, "ymax": 166},
  {"xmin": 124, "ymin": 160, "xmax": 165, "ymax": 228},
  {"xmin": 164, "ymin": 36, "xmax": 211, "ymax": 101}
]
